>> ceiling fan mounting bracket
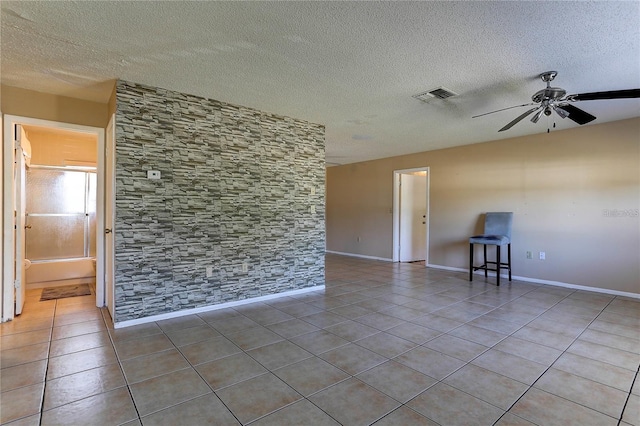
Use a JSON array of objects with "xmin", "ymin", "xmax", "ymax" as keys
[{"xmin": 540, "ymin": 71, "xmax": 558, "ymax": 83}]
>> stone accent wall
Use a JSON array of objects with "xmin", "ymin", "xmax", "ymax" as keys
[{"xmin": 114, "ymin": 80, "xmax": 325, "ymax": 322}]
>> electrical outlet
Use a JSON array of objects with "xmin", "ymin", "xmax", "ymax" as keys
[
  {"xmin": 242, "ymin": 263, "xmax": 249, "ymax": 273},
  {"xmin": 526, "ymin": 251, "xmax": 532, "ymax": 259},
  {"xmin": 310, "ymin": 187, "xmax": 316, "ymax": 195},
  {"xmin": 310, "ymin": 205, "xmax": 316, "ymax": 214},
  {"xmin": 539, "ymin": 251, "xmax": 546, "ymax": 260},
  {"xmin": 205, "ymin": 266, "xmax": 213, "ymax": 278}
]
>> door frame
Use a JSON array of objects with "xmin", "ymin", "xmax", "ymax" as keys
[
  {"xmin": 2, "ymin": 115, "xmax": 106, "ymax": 321},
  {"xmin": 392, "ymin": 167, "xmax": 430, "ymax": 264}
]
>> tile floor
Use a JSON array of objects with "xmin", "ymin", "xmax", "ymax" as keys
[{"xmin": 1, "ymin": 254, "xmax": 639, "ymax": 425}]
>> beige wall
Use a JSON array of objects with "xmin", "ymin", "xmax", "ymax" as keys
[
  {"xmin": 327, "ymin": 118, "xmax": 640, "ymax": 295},
  {"xmin": 1, "ymin": 85, "xmax": 110, "ymax": 128},
  {"xmin": 25, "ymin": 126, "xmax": 97, "ymax": 167}
]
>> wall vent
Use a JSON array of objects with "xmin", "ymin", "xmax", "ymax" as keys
[{"xmin": 413, "ymin": 87, "xmax": 458, "ymax": 102}]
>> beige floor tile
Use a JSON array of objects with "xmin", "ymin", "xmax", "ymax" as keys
[
  {"xmin": 49, "ymin": 330, "xmax": 111, "ymax": 357},
  {"xmin": 114, "ymin": 333, "xmax": 174, "ymax": 361},
  {"xmin": 408, "ymin": 382, "xmax": 504, "ymax": 426},
  {"xmin": 51, "ymin": 319, "xmax": 106, "ymax": 341},
  {"xmin": 578, "ymin": 328, "xmax": 640, "ymax": 354},
  {"xmin": 217, "ymin": 373, "xmax": 302, "ymax": 424},
  {"xmin": 323, "ymin": 319, "xmax": 379, "ymax": 341},
  {"xmin": 265, "ymin": 318, "xmax": 320, "ymax": 339},
  {"xmin": 357, "ymin": 360, "xmax": 437, "ymax": 403},
  {"xmin": 468, "ymin": 315, "xmax": 524, "ymax": 335},
  {"xmin": 120, "ymin": 348, "xmax": 190, "ymax": 384},
  {"xmin": 395, "ymin": 346, "xmax": 465, "ymax": 380},
  {"xmin": 47, "ymin": 345, "xmax": 118, "ymax": 380},
  {"xmin": 179, "ymin": 335, "xmax": 241, "ymax": 365},
  {"xmin": 273, "ymin": 356, "xmax": 350, "ymax": 397},
  {"xmin": 444, "ymin": 364, "xmax": 529, "ymax": 410},
  {"xmin": 309, "ymin": 378, "xmax": 400, "ymax": 425},
  {"xmin": 448, "ymin": 323, "xmax": 507, "ymax": 347},
  {"xmin": 2, "ymin": 413, "xmax": 41, "ymax": 426},
  {"xmin": 588, "ymin": 318, "xmax": 639, "ymax": 340},
  {"xmin": 0, "ymin": 317, "xmax": 53, "ymax": 336},
  {"xmin": 250, "ymin": 399, "xmax": 340, "ymax": 426},
  {"xmin": 43, "ymin": 363, "xmax": 126, "ymax": 410},
  {"xmin": 622, "ymin": 393, "xmax": 639, "ymax": 426},
  {"xmin": 195, "ymin": 352, "xmax": 267, "ymax": 390},
  {"xmin": 424, "ymin": 334, "xmax": 489, "ymax": 361},
  {"xmin": 385, "ymin": 322, "xmax": 441, "ymax": 344},
  {"xmin": 246, "ymin": 339, "xmax": 312, "ymax": 370},
  {"xmin": 355, "ymin": 312, "xmax": 406, "ymax": 331},
  {"xmin": 327, "ymin": 303, "xmax": 373, "ymax": 319},
  {"xmin": 318, "ymin": 342, "xmax": 387, "ymax": 375},
  {"xmin": 140, "ymin": 393, "xmax": 240, "ymax": 425},
  {"xmin": 0, "ymin": 382, "xmax": 44, "ymax": 424},
  {"xmin": 129, "ymin": 368, "xmax": 211, "ymax": 417},
  {"xmin": 373, "ymin": 406, "xmax": 439, "ymax": 425},
  {"xmin": 471, "ymin": 349, "xmax": 547, "ymax": 385},
  {"xmin": 567, "ymin": 339, "xmax": 640, "ymax": 371},
  {"xmin": 511, "ymin": 326, "xmax": 575, "ymax": 350},
  {"xmin": 511, "ymin": 387, "xmax": 618, "ymax": 426},
  {"xmin": 493, "ymin": 412, "xmax": 538, "ymax": 425},
  {"xmin": 289, "ymin": 330, "xmax": 349, "ymax": 355},
  {"xmin": 225, "ymin": 326, "xmax": 284, "ymax": 351},
  {"xmin": 409, "ymin": 313, "xmax": 465, "ymax": 332},
  {"xmin": 0, "ymin": 359, "xmax": 46, "ymax": 392},
  {"xmin": 243, "ymin": 308, "xmax": 294, "ymax": 326},
  {"xmin": 40, "ymin": 386, "xmax": 138, "ymax": 426},
  {"xmin": 53, "ymin": 309, "xmax": 103, "ymax": 327},
  {"xmin": 155, "ymin": 314, "xmax": 205, "ymax": 332},
  {"xmin": 0, "ymin": 328, "xmax": 51, "ymax": 351},
  {"xmin": 207, "ymin": 315, "xmax": 261, "ymax": 335},
  {"xmin": 273, "ymin": 302, "xmax": 324, "ymax": 318},
  {"xmin": 534, "ymin": 368, "xmax": 628, "ymax": 418},
  {"xmin": 552, "ymin": 352, "xmax": 636, "ymax": 391},
  {"xmin": 494, "ymin": 336, "xmax": 563, "ymax": 365},
  {"xmin": 1, "ymin": 342, "xmax": 50, "ymax": 369},
  {"xmin": 354, "ymin": 331, "xmax": 417, "ymax": 358},
  {"xmin": 109, "ymin": 322, "xmax": 162, "ymax": 343},
  {"xmin": 164, "ymin": 324, "xmax": 220, "ymax": 347}
]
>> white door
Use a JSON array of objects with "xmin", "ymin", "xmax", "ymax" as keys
[
  {"xmin": 105, "ymin": 115, "xmax": 115, "ymax": 318},
  {"xmin": 14, "ymin": 125, "xmax": 27, "ymax": 315},
  {"xmin": 399, "ymin": 173, "xmax": 427, "ymax": 262}
]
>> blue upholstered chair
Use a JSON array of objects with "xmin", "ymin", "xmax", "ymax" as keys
[{"xmin": 469, "ymin": 212, "xmax": 513, "ymax": 286}]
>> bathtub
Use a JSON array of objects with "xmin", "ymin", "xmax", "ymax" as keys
[{"xmin": 25, "ymin": 257, "xmax": 96, "ymax": 289}]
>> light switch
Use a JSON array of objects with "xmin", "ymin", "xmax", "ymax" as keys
[
  {"xmin": 147, "ymin": 170, "xmax": 161, "ymax": 180},
  {"xmin": 310, "ymin": 187, "xmax": 316, "ymax": 195}
]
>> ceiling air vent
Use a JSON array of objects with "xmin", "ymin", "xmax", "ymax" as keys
[{"xmin": 413, "ymin": 87, "xmax": 458, "ymax": 102}]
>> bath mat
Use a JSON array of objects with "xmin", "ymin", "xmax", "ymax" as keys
[{"xmin": 40, "ymin": 284, "xmax": 91, "ymax": 301}]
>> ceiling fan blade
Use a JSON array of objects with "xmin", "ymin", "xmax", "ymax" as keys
[
  {"xmin": 472, "ymin": 103, "xmax": 536, "ymax": 119},
  {"xmin": 555, "ymin": 104, "xmax": 596, "ymax": 125},
  {"xmin": 568, "ymin": 89, "xmax": 640, "ymax": 101},
  {"xmin": 498, "ymin": 107, "xmax": 540, "ymax": 132}
]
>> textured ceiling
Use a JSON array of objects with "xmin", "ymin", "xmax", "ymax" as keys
[{"xmin": 2, "ymin": 1, "xmax": 639, "ymax": 165}]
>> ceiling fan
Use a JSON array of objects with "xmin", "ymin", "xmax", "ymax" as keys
[{"xmin": 473, "ymin": 71, "xmax": 640, "ymax": 132}]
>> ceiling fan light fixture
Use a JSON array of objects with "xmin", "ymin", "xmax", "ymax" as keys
[
  {"xmin": 531, "ymin": 108, "xmax": 545, "ymax": 123},
  {"xmin": 553, "ymin": 105, "xmax": 570, "ymax": 119}
]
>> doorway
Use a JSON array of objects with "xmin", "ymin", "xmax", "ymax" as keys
[
  {"xmin": 2, "ymin": 115, "xmax": 107, "ymax": 322},
  {"xmin": 393, "ymin": 167, "xmax": 430, "ymax": 264}
]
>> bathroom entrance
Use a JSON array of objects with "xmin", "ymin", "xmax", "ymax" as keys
[{"xmin": 2, "ymin": 116, "xmax": 108, "ymax": 321}]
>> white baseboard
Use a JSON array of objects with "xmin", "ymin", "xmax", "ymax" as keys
[
  {"xmin": 326, "ymin": 250, "xmax": 392, "ymax": 262},
  {"xmin": 427, "ymin": 263, "xmax": 640, "ymax": 299},
  {"xmin": 114, "ymin": 284, "xmax": 325, "ymax": 329}
]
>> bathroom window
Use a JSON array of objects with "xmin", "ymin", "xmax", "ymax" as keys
[{"xmin": 25, "ymin": 167, "xmax": 97, "ymax": 261}]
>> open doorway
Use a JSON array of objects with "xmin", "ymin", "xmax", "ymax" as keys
[
  {"xmin": 2, "ymin": 115, "xmax": 107, "ymax": 322},
  {"xmin": 392, "ymin": 167, "xmax": 430, "ymax": 264}
]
